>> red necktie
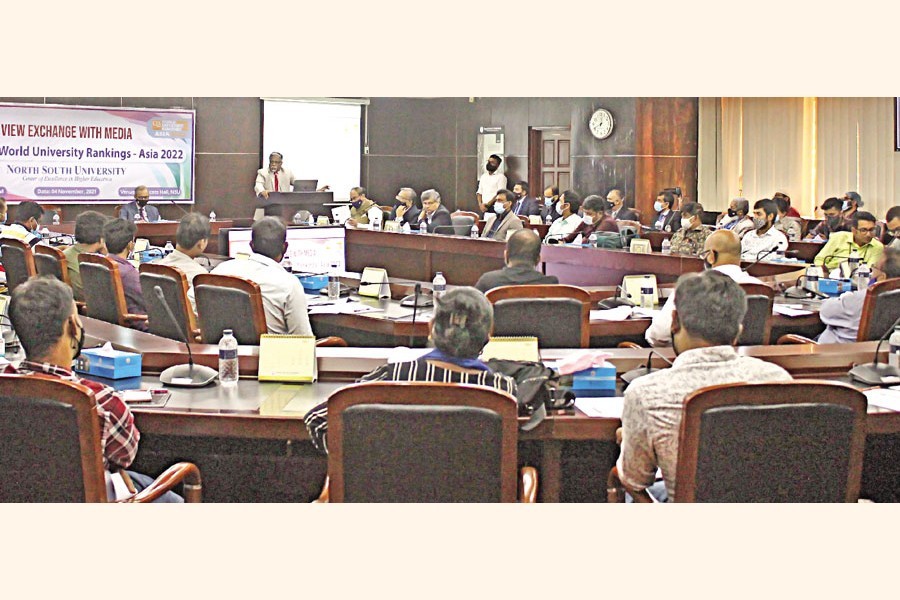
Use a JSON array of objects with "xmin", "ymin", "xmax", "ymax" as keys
[{"xmin": 274, "ymin": 172, "xmax": 280, "ymax": 192}]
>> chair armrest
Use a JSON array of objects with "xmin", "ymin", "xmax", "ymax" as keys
[
  {"xmin": 316, "ymin": 336, "xmax": 349, "ymax": 347},
  {"xmin": 519, "ymin": 466, "xmax": 538, "ymax": 503},
  {"xmin": 192, "ymin": 328, "xmax": 202, "ymax": 343},
  {"xmin": 618, "ymin": 341, "xmax": 643, "ymax": 349},
  {"xmin": 607, "ymin": 466, "xmax": 626, "ymax": 503},
  {"xmin": 124, "ymin": 313, "xmax": 149, "ymax": 323},
  {"xmin": 313, "ymin": 476, "xmax": 330, "ymax": 503},
  {"xmin": 777, "ymin": 334, "xmax": 818, "ymax": 345},
  {"xmin": 119, "ymin": 462, "xmax": 202, "ymax": 503}
]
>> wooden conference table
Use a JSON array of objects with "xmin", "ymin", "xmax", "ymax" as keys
[
  {"xmin": 53, "ymin": 219, "xmax": 234, "ymax": 255},
  {"xmin": 83, "ymin": 317, "xmax": 900, "ymax": 503}
]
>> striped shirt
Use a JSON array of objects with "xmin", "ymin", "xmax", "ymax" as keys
[
  {"xmin": 4, "ymin": 360, "xmax": 140, "ymax": 469},
  {"xmin": 303, "ymin": 356, "xmax": 517, "ymax": 454}
]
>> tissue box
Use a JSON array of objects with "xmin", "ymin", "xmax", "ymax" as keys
[
  {"xmin": 73, "ymin": 348, "xmax": 142, "ymax": 379},
  {"xmin": 818, "ymin": 278, "xmax": 853, "ymax": 297},
  {"xmin": 571, "ymin": 362, "xmax": 618, "ymax": 397}
]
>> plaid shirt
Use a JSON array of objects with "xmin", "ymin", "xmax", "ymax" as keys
[{"xmin": 4, "ymin": 361, "xmax": 140, "ymax": 469}]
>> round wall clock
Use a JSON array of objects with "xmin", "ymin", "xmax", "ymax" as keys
[{"xmin": 588, "ymin": 108, "xmax": 614, "ymax": 140}]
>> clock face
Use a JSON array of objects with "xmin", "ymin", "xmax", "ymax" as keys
[{"xmin": 589, "ymin": 108, "xmax": 614, "ymax": 140}]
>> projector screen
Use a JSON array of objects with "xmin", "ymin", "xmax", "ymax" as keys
[{"xmin": 261, "ymin": 98, "xmax": 364, "ymax": 202}]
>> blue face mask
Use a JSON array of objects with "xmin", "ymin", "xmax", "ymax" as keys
[
  {"xmin": 493, "ymin": 202, "xmax": 506, "ymax": 215},
  {"xmin": 654, "ymin": 201, "xmax": 664, "ymax": 213}
]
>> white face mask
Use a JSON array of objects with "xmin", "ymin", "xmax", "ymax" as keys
[
  {"xmin": 582, "ymin": 214, "xmax": 594, "ymax": 226},
  {"xmin": 654, "ymin": 201, "xmax": 664, "ymax": 212},
  {"xmin": 555, "ymin": 202, "xmax": 565, "ymax": 216},
  {"xmin": 842, "ymin": 201, "xmax": 851, "ymax": 211},
  {"xmin": 680, "ymin": 217, "xmax": 693, "ymax": 230},
  {"xmin": 544, "ymin": 196, "xmax": 554, "ymax": 207},
  {"xmin": 493, "ymin": 202, "xmax": 506, "ymax": 215}
]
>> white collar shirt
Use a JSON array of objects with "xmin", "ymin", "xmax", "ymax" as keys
[
  {"xmin": 476, "ymin": 171, "xmax": 507, "ymax": 205},
  {"xmin": 740, "ymin": 227, "xmax": 788, "ymax": 260},
  {"xmin": 546, "ymin": 213, "xmax": 582, "ymax": 240}
]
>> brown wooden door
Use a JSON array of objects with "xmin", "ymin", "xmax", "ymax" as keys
[{"xmin": 529, "ymin": 128, "xmax": 571, "ymax": 194}]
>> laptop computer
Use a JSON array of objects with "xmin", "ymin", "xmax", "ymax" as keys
[{"xmin": 291, "ymin": 179, "xmax": 318, "ymax": 192}]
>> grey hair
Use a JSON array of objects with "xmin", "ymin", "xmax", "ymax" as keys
[
  {"xmin": 733, "ymin": 198, "xmax": 750, "ymax": 215},
  {"xmin": 431, "ymin": 287, "xmax": 493, "ymax": 358},
  {"xmin": 9, "ymin": 277, "xmax": 75, "ymax": 360},
  {"xmin": 421, "ymin": 189, "xmax": 441, "ymax": 204},
  {"xmin": 673, "ymin": 271, "xmax": 747, "ymax": 345}
]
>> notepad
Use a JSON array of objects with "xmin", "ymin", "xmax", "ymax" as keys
[
  {"xmin": 359, "ymin": 267, "xmax": 390, "ymax": 298},
  {"xmin": 258, "ymin": 335, "xmax": 317, "ymax": 383},
  {"xmin": 479, "ymin": 336, "xmax": 540, "ymax": 362},
  {"xmin": 574, "ymin": 397, "xmax": 625, "ymax": 418}
]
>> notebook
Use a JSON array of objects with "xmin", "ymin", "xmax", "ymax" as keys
[
  {"xmin": 258, "ymin": 335, "xmax": 317, "ymax": 383},
  {"xmin": 480, "ymin": 336, "xmax": 540, "ymax": 362}
]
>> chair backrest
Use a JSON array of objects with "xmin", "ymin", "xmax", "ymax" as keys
[
  {"xmin": 34, "ymin": 244, "xmax": 70, "ymax": 285},
  {"xmin": 193, "ymin": 273, "xmax": 268, "ymax": 344},
  {"xmin": 485, "ymin": 284, "xmax": 591, "ymax": 348},
  {"xmin": 857, "ymin": 278, "xmax": 900, "ymax": 342},
  {"xmin": 675, "ymin": 381, "xmax": 867, "ymax": 502},
  {"xmin": 452, "ymin": 210, "xmax": 480, "ymax": 221},
  {"xmin": 738, "ymin": 283, "xmax": 775, "ymax": 345},
  {"xmin": 326, "ymin": 382, "xmax": 519, "ymax": 502},
  {"xmin": 450, "ymin": 214, "xmax": 476, "ymax": 236},
  {"xmin": 0, "ymin": 239, "xmax": 37, "ymax": 293},
  {"xmin": 139, "ymin": 263, "xmax": 197, "ymax": 342},
  {"xmin": 78, "ymin": 254, "xmax": 131, "ymax": 326},
  {"xmin": 0, "ymin": 374, "xmax": 108, "ymax": 502}
]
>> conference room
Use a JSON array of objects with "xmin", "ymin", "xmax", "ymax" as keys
[{"xmin": 2, "ymin": 96, "xmax": 899, "ymax": 504}]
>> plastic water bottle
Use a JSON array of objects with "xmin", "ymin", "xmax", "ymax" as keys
[
  {"xmin": 587, "ymin": 232, "xmax": 598, "ymax": 247},
  {"xmin": 432, "ymin": 271, "xmax": 447, "ymax": 300},
  {"xmin": 163, "ymin": 241, "xmax": 174, "ymax": 256},
  {"xmin": 419, "ymin": 220, "xmax": 428, "ymax": 235},
  {"xmin": 209, "ymin": 210, "xmax": 216, "ymax": 222},
  {"xmin": 327, "ymin": 262, "xmax": 341, "ymax": 301},
  {"xmin": 805, "ymin": 264, "xmax": 821, "ymax": 294},
  {"xmin": 661, "ymin": 238, "xmax": 672, "ymax": 254},
  {"xmin": 308, "ymin": 214, "xmax": 315, "ymax": 226},
  {"xmin": 281, "ymin": 255, "xmax": 292, "ymax": 272},
  {"xmin": 371, "ymin": 211, "xmax": 382, "ymax": 230},
  {"xmin": 640, "ymin": 276, "xmax": 654, "ymax": 309},
  {"xmin": 889, "ymin": 326, "xmax": 900, "ymax": 370},
  {"xmin": 856, "ymin": 262, "xmax": 871, "ymax": 292},
  {"xmin": 218, "ymin": 329, "xmax": 239, "ymax": 387},
  {"xmin": 292, "ymin": 211, "xmax": 304, "ymax": 225},
  {"xmin": 847, "ymin": 249, "xmax": 861, "ymax": 277},
  {"xmin": 470, "ymin": 224, "xmax": 479, "ymax": 238},
  {"xmin": 40, "ymin": 227, "xmax": 50, "ymax": 239},
  {"xmin": 545, "ymin": 212, "xmax": 553, "ymax": 226},
  {"xmin": 52, "ymin": 213, "xmax": 60, "ymax": 226}
]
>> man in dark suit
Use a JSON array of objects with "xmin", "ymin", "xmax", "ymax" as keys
[
  {"xmin": 608, "ymin": 188, "xmax": 638, "ymax": 221},
  {"xmin": 418, "ymin": 189, "xmax": 452, "ymax": 233},
  {"xmin": 475, "ymin": 229, "xmax": 559, "ymax": 292},
  {"xmin": 511, "ymin": 181, "xmax": 542, "ymax": 217},
  {"xmin": 651, "ymin": 190, "xmax": 681, "ymax": 233}
]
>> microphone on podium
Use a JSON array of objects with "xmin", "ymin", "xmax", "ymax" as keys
[{"xmin": 153, "ymin": 286, "xmax": 218, "ymax": 387}]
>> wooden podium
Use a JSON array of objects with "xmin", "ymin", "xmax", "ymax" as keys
[{"xmin": 257, "ymin": 191, "xmax": 336, "ymax": 221}]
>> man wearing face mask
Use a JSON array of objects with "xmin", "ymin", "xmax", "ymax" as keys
[
  {"xmin": 773, "ymin": 192, "xmax": 801, "ymax": 219},
  {"xmin": 651, "ymin": 191, "xmax": 681, "ymax": 233},
  {"xmin": 389, "ymin": 187, "xmax": 421, "ymax": 225},
  {"xmin": 540, "ymin": 186, "xmax": 560, "ymax": 220},
  {"xmin": 716, "ymin": 197, "xmax": 754, "ymax": 239},
  {"xmin": 646, "ymin": 230, "xmax": 762, "ymax": 347},
  {"xmin": 563, "ymin": 195, "xmax": 618, "ymax": 244},
  {"xmin": 883, "ymin": 206, "xmax": 900, "ymax": 249},
  {"xmin": 740, "ymin": 199, "xmax": 788, "ymax": 260},
  {"xmin": 668, "ymin": 202, "xmax": 712, "ymax": 256},
  {"xmin": 476, "ymin": 154, "xmax": 507, "ymax": 214},
  {"xmin": 813, "ymin": 211, "xmax": 883, "ymax": 274},
  {"xmin": 544, "ymin": 194, "xmax": 582, "ymax": 242},
  {"xmin": 619, "ymin": 270, "xmax": 792, "ymax": 502},
  {"xmin": 482, "ymin": 189, "xmax": 524, "ymax": 241},
  {"xmin": 818, "ymin": 247, "xmax": 900, "ymax": 344},
  {"xmin": 805, "ymin": 197, "xmax": 847, "ymax": 240},
  {"xmin": 607, "ymin": 189, "xmax": 638, "ymax": 221},
  {"xmin": 5, "ymin": 277, "xmax": 183, "ymax": 501},
  {"xmin": 345, "ymin": 186, "xmax": 382, "ymax": 228},
  {"xmin": 841, "ymin": 191, "xmax": 862, "ymax": 223},
  {"xmin": 0, "ymin": 200, "xmax": 44, "ymax": 249},
  {"xmin": 510, "ymin": 182, "xmax": 541, "ymax": 217},
  {"xmin": 118, "ymin": 185, "xmax": 161, "ymax": 223}
]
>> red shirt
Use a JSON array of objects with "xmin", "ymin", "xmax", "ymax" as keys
[
  {"xmin": 4, "ymin": 361, "xmax": 140, "ymax": 469},
  {"xmin": 786, "ymin": 206, "xmax": 801, "ymax": 219}
]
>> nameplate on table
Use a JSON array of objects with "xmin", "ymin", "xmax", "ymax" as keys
[
  {"xmin": 480, "ymin": 336, "xmax": 540, "ymax": 363},
  {"xmin": 359, "ymin": 267, "xmax": 390, "ymax": 298},
  {"xmin": 258, "ymin": 335, "xmax": 317, "ymax": 383}
]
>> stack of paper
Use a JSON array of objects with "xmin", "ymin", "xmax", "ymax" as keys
[{"xmin": 574, "ymin": 396, "xmax": 625, "ymax": 418}]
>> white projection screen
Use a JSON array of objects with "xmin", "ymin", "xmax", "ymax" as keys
[{"xmin": 261, "ymin": 98, "xmax": 365, "ymax": 202}]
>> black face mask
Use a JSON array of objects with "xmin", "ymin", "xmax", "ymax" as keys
[
  {"xmin": 72, "ymin": 318, "xmax": 85, "ymax": 359},
  {"xmin": 827, "ymin": 215, "xmax": 842, "ymax": 227},
  {"xmin": 514, "ymin": 193, "xmax": 523, "ymax": 200},
  {"xmin": 727, "ymin": 208, "xmax": 736, "ymax": 218},
  {"xmin": 486, "ymin": 162, "xmax": 498, "ymax": 173}
]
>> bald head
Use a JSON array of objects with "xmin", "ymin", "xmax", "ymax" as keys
[
  {"xmin": 506, "ymin": 229, "xmax": 542, "ymax": 266},
  {"xmin": 704, "ymin": 229, "xmax": 742, "ymax": 266}
]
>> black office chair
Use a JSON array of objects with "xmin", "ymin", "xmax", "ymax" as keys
[
  {"xmin": 450, "ymin": 214, "xmax": 476, "ymax": 236},
  {"xmin": 139, "ymin": 263, "xmax": 199, "ymax": 342},
  {"xmin": 0, "ymin": 239, "xmax": 37, "ymax": 293},
  {"xmin": 738, "ymin": 283, "xmax": 775, "ymax": 345},
  {"xmin": 857, "ymin": 278, "xmax": 900, "ymax": 341},
  {"xmin": 485, "ymin": 285, "xmax": 591, "ymax": 348},
  {"xmin": 193, "ymin": 274, "xmax": 268, "ymax": 345}
]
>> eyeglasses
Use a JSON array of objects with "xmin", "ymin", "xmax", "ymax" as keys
[{"xmin": 855, "ymin": 227, "xmax": 877, "ymax": 234}]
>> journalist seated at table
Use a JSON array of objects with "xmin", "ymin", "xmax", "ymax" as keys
[
  {"xmin": 475, "ymin": 229, "xmax": 558, "ymax": 293},
  {"xmin": 817, "ymin": 247, "xmax": 900, "ymax": 344},
  {"xmin": 618, "ymin": 271, "xmax": 792, "ymax": 502},
  {"xmin": 481, "ymin": 188, "xmax": 524, "ymax": 241},
  {"xmin": 5, "ymin": 277, "xmax": 181, "ymax": 501},
  {"xmin": 544, "ymin": 193, "xmax": 582, "ymax": 243},
  {"xmin": 562, "ymin": 194, "xmax": 618, "ymax": 244},
  {"xmin": 813, "ymin": 211, "xmax": 884, "ymax": 275},
  {"xmin": 152, "ymin": 213, "xmax": 211, "ymax": 313},
  {"xmin": 304, "ymin": 287, "xmax": 517, "ymax": 454},
  {"xmin": 103, "ymin": 218, "xmax": 149, "ymax": 330},
  {"xmin": 63, "ymin": 210, "xmax": 108, "ymax": 302}
]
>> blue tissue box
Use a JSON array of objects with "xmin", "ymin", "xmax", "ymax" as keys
[
  {"xmin": 73, "ymin": 348, "xmax": 142, "ymax": 379},
  {"xmin": 818, "ymin": 278, "xmax": 852, "ymax": 297},
  {"xmin": 572, "ymin": 362, "xmax": 617, "ymax": 397}
]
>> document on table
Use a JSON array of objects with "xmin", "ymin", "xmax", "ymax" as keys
[
  {"xmin": 590, "ymin": 306, "xmax": 632, "ymax": 322},
  {"xmin": 574, "ymin": 396, "xmax": 625, "ymax": 419},
  {"xmin": 773, "ymin": 304, "xmax": 814, "ymax": 317},
  {"xmin": 307, "ymin": 301, "xmax": 384, "ymax": 315},
  {"xmin": 864, "ymin": 388, "xmax": 900, "ymax": 412}
]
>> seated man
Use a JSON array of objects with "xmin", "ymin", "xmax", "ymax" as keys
[
  {"xmin": 388, "ymin": 187, "xmax": 421, "ymax": 226},
  {"xmin": 475, "ymin": 229, "xmax": 559, "ymax": 292},
  {"xmin": 841, "ymin": 191, "xmax": 863, "ymax": 225},
  {"xmin": 650, "ymin": 191, "xmax": 681, "ymax": 233},
  {"xmin": 417, "ymin": 189, "xmax": 453, "ymax": 234},
  {"xmin": 152, "ymin": 213, "xmax": 210, "ymax": 313},
  {"xmin": 102, "ymin": 218, "xmax": 148, "ymax": 328},
  {"xmin": 562, "ymin": 194, "xmax": 618, "ymax": 244},
  {"xmin": 482, "ymin": 188, "xmax": 524, "ymax": 241},
  {"xmin": 544, "ymin": 194, "xmax": 582, "ymax": 243},
  {"xmin": 646, "ymin": 229, "xmax": 762, "ymax": 347},
  {"xmin": 119, "ymin": 185, "xmax": 161, "ymax": 223},
  {"xmin": 773, "ymin": 191, "xmax": 801, "ymax": 219},
  {"xmin": 206, "ymin": 217, "xmax": 312, "ymax": 335},
  {"xmin": 716, "ymin": 197, "xmax": 754, "ymax": 239},
  {"xmin": 304, "ymin": 287, "xmax": 517, "ymax": 454},
  {"xmin": 539, "ymin": 186, "xmax": 561, "ymax": 220},
  {"xmin": 818, "ymin": 247, "xmax": 900, "ymax": 343},
  {"xmin": 608, "ymin": 188, "xmax": 638, "ymax": 221},
  {"xmin": 0, "ymin": 200, "xmax": 44, "ymax": 248},
  {"xmin": 346, "ymin": 186, "xmax": 382, "ymax": 227},
  {"xmin": 813, "ymin": 211, "xmax": 883, "ymax": 275},
  {"xmin": 740, "ymin": 198, "xmax": 787, "ymax": 260},
  {"xmin": 5, "ymin": 277, "xmax": 180, "ymax": 501},
  {"xmin": 0, "ymin": 196, "xmax": 6, "ymax": 226},
  {"xmin": 63, "ymin": 210, "xmax": 108, "ymax": 302},
  {"xmin": 805, "ymin": 197, "xmax": 846, "ymax": 240},
  {"xmin": 510, "ymin": 181, "xmax": 542, "ymax": 217},
  {"xmin": 669, "ymin": 202, "xmax": 711, "ymax": 255},
  {"xmin": 882, "ymin": 206, "xmax": 900, "ymax": 249},
  {"xmin": 618, "ymin": 270, "xmax": 792, "ymax": 502}
]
